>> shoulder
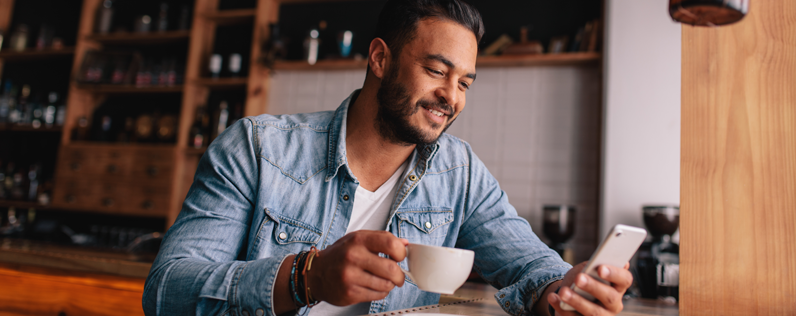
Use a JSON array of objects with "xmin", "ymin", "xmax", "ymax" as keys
[
  {"xmin": 425, "ymin": 133, "xmax": 474, "ymax": 175},
  {"xmin": 247, "ymin": 111, "xmax": 335, "ymax": 133},
  {"xmin": 245, "ymin": 111, "xmax": 335, "ymax": 183}
]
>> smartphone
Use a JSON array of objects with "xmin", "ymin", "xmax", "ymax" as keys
[{"xmin": 560, "ymin": 224, "xmax": 647, "ymax": 311}]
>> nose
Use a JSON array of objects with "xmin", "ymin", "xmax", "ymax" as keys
[{"xmin": 434, "ymin": 80, "xmax": 459, "ymax": 108}]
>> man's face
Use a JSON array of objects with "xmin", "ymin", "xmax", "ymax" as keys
[{"xmin": 376, "ymin": 18, "xmax": 478, "ymax": 146}]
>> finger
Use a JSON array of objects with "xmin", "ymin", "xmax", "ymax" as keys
[
  {"xmin": 596, "ymin": 264, "xmax": 634, "ymax": 291},
  {"xmin": 357, "ymin": 231, "xmax": 407, "ymax": 261},
  {"xmin": 574, "ymin": 273, "xmax": 623, "ymax": 313},
  {"xmin": 355, "ymin": 269, "xmax": 398, "ymax": 292},
  {"xmin": 349, "ymin": 285, "xmax": 391, "ymax": 303},
  {"xmin": 557, "ymin": 286, "xmax": 608, "ymax": 316},
  {"xmin": 360, "ymin": 253, "xmax": 405, "ymax": 287},
  {"xmin": 548, "ymin": 292, "xmax": 585, "ymax": 316}
]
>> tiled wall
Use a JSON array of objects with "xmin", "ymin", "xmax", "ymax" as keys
[{"xmin": 268, "ymin": 65, "xmax": 602, "ymax": 262}]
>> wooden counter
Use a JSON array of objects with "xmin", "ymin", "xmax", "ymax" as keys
[
  {"xmin": 0, "ymin": 239, "xmax": 150, "ymax": 315},
  {"xmin": 373, "ymin": 282, "xmax": 679, "ymax": 316}
]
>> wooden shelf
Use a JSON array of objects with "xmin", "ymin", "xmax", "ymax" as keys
[
  {"xmin": 0, "ymin": 125, "xmax": 63, "ymax": 132},
  {"xmin": 0, "ymin": 48, "xmax": 76, "ymax": 62},
  {"xmin": 75, "ymin": 84, "xmax": 184, "ymax": 94},
  {"xmin": 272, "ymin": 53, "xmax": 601, "ymax": 71},
  {"xmin": 193, "ymin": 77, "xmax": 248, "ymax": 89},
  {"xmin": 0, "ymin": 200, "xmax": 51, "ymax": 209},
  {"xmin": 85, "ymin": 30, "xmax": 191, "ymax": 46},
  {"xmin": 476, "ymin": 52, "xmax": 601, "ymax": 67},
  {"xmin": 66, "ymin": 142, "xmax": 177, "ymax": 150},
  {"xmin": 278, "ymin": 0, "xmax": 364, "ymax": 3},
  {"xmin": 202, "ymin": 9, "xmax": 256, "ymax": 25},
  {"xmin": 183, "ymin": 147, "xmax": 207, "ymax": 155},
  {"xmin": 274, "ymin": 58, "xmax": 368, "ymax": 70}
]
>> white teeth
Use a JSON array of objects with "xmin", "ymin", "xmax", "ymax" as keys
[{"xmin": 429, "ymin": 109, "xmax": 444, "ymax": 117}]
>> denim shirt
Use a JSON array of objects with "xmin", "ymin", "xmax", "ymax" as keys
[{"xmin": 143, "ymin": 91, "xmax": 571, "ymax": 316}]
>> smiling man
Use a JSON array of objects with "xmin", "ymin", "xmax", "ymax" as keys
[{"xmin": 143, "ymin": 1, "xmax": 632, "ymax": 316}]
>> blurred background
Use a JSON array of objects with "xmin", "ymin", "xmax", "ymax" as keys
[{"xmin": 0, "ymin": 0, "xmax": 681, "ymax": 314}]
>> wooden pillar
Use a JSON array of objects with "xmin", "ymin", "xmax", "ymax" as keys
[{"xmin": 680, "ymin": 0, "xmax": 796, "ymax": 314}]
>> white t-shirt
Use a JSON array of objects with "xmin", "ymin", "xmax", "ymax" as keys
[{"xmin": 308, "ymin": 160, "xmax": 409, "ymax": 316}]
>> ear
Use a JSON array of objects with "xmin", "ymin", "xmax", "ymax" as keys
[{"xmin": 368, "ymin": 38, "xmax": 391, "ymax": 79}]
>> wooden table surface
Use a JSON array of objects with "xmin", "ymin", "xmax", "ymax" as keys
[{"xmin": 369, "ymin": 282, "xmax": 679, "ymax": 316}]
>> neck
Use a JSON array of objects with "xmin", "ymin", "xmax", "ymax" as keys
[{"xmin": 346, "ymin": 84, "xmax": 415, "ymax": 191}]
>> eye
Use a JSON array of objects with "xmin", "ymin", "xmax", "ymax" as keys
[
  {"xmin": 426, "ymin": 67, "xmax": 444, "ymax": 77},
  {"xmin": 459, "ymin": 81, "xmax": 470, "ymax": 90}
]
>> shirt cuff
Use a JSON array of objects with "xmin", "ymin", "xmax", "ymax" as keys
[
  {"xmin": 232, "ymin": 254, "xmax": 291, "ymax": 316},
  {"xmin": 494, "ymin": 264, "xmax": 569, "ymax": 316}
]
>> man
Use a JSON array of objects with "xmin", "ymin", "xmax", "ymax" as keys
[{"xmin": 143, "ymin": 0, "xmax": 633, "ymax": 315}]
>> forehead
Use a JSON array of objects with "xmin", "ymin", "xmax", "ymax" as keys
[{"xmin": 402, "ymin": 18, "xmax": 478, "ymax": 72}]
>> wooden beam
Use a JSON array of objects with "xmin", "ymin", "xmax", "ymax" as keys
[{"xmin": 680, "ymin": 0, "xmax": 796, "ymax": 314}]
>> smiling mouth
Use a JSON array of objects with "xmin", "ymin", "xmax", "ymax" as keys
[{"xmin": 428, "ymin": 108, "xmax": 446, "ymax": 117}]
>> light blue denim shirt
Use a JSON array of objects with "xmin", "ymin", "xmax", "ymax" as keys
[{"xmin": 143, "ymin": 90, "xmax": 571, "ymax": 316}]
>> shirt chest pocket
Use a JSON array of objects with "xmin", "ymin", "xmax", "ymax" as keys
[
  {"xmin": 251, "ymin": 209, "xmax": 322, "ymax": 259},
  {"xmin": 395, "ymin": 208, "xmax": 453, "ymax": 247}
]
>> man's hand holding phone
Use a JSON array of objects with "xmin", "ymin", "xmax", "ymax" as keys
[
  {"xmin": 547, "ymin": 261, "xmax": 634, "ymax": 315},
  {"xmin": 546, "ymin": 224, "xmax": 646, "ymax": 316}
]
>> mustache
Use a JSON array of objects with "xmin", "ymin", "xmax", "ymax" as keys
[{"xmin": 416, "ymin": 99, "xmax": 453, "ymax": 116}]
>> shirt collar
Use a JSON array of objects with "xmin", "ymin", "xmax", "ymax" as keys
[
  {"xmin": 325, "ymin": 90, "xmax": 441, "ymax": 182},
  {"xmin": 325, "ymin": 90, "xmax": 358, "ymax": 182}
]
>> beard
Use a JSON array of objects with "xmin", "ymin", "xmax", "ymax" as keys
[{"xmin": 375, "ymin": 63, "xmax": 456, "ymax": 147}]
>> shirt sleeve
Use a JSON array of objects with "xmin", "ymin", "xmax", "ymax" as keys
[
  {"xmin": 142, "ymin": 118, "xmax": 286, "ymax": 316},
  {"xmin": 454, "ymin": 142, "xmax": 572, "ymax": 316}
]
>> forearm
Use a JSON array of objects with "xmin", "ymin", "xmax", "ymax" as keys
[
  {"xmin": 533, "ymin": 280, "xmax": 562, "ymax": 316},
  {"xmin": 273, "ymin": 254, "xmax": 300, "ymax": 315}
]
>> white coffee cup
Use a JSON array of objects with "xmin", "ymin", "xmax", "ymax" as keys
[{"xmin": 400, "ymin": 243, "xmax": 474, "ymax": 294}]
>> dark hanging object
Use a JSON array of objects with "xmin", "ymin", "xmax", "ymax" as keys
[{"xmin": 669, "ymin": 0, "xmax": 749, "ymax": 26}]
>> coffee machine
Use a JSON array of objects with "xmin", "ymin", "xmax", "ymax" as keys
[{"xmin": 635, "ymin": 205, "xmax": 679, "ymax": 302}]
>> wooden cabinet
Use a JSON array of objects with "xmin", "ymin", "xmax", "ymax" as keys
[{"xmin": 52, "ymin": 144, "xmax": 176, "ymax": 217}]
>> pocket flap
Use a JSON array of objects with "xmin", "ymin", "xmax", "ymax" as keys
[
  {"xmin": 266, "ymin": 211, "xmax": 322, "ymax": 245},
  {"xmin": 395, "ymin": 208, "xmax": 453, "ymax": 234}
]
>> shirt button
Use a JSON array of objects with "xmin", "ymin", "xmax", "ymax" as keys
[
  {"xmin": 242, "ymin": 310, "xmax": 250, "ymax": 316},
  {"xmin": 278, "ymin": 232, "xmax": 287, "ymax": 240},
  {"xmin": 409, "ymin": 175, "xmax": 418, "ymax": 181},
  {"xmin": 424, "ymin": 222, "xmax": 432, "ymax": 229},
  {"xmin": 343, "ymin": 195, "xmax": 349, "ymax": 201},
  {"xmin": 256, "ymin": 309, "xmax": 264, "ymax": 316}
]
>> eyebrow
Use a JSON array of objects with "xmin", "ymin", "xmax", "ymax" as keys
[{"xmin": 424, "ymin": 54, "xmax": 477, "ymax": 81}]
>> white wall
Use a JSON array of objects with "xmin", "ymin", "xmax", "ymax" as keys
[{"xmin": 601, "ymin": 0, "xmax": 681, "ymax": 238}]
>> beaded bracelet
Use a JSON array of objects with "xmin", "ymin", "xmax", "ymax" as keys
[{"xmin": 290, "ymin": 251, "xmax": 307, "ymax": 306}]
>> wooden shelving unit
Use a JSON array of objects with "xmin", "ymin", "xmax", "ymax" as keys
[
  {"xmin": 183, "ymin": 147, "xmax": 207, "ymax": 155},
  {"xmin": 0, "ymin": 125, "xmax": 63, "ymax": 132},
  {"xmin": 85, "ymin": 30, "xmax": 191, "ymax": 45},
  {"xmin": 201, "ymin": 9, "xmax": 256, "ymax": 25},
  {"xmin": 0, "ymin": 200, "xmax": 51, "ymax": 209},
  {"xmin": 0, "ymin": 48, "xmax": 76, "ymax": 61},
  {"xmin": 74, "ymin": 84, "xmax": 185, "ymax": 94},
  {"xmin": 193, "ymin": 77, "xmax": 249, "ymax": 89}
]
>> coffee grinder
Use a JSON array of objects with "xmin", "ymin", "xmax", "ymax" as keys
[
  {"xmin": 542, "ymin": 205, "xmax": 576, "ymax": 263},
  {"xmin": 635, "ymin": 205, "xmax": 680, "ymax": 302}
]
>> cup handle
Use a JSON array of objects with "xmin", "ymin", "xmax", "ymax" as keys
[
  {"xmin": 401, "ymin": 245, "xmax": 414, "ymax": 282},
  {"xmin": 400, "ymin": 267, "xmax": 415, "ymax": 283}
]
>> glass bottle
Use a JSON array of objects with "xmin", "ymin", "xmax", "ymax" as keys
[
  {"xmin": 157, "ymin": 3, "xmax": 169, "ymax": 32},
  {"xmin": 16, "ymin": 85, "xmax": 31, "ymax": 125},
  {"xmin": 211, "ymin": 100, "xmax": 229, "ymax": 142},
  {"xmin": 44, "ymin": 92, "xmax": 58, "ymax": 127},
  {"xmin": 95, "ymin": 0, "xmax": 115, "ymax": 34},
  {"xmin": 9, "ymin": 24, "xmax": 29, "ymax": 51}
]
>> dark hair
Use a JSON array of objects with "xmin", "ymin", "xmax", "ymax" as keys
[{"xmin": 374, "ymin": 0, "xmax": 485, "ymax": 58}]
